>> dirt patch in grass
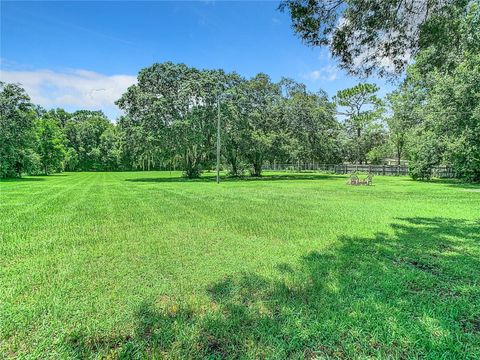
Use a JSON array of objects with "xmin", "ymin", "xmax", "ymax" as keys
[
  {"xmin": 393, "ymin": 257, "xmax": 440, "ymax": 275},
  {"xmin": 67, "ymin": 332, "xmax": 133, "ymax": 356},
  {"xmin": 460, "ymin": 318, "xmax": 480, "ymax": 334}
]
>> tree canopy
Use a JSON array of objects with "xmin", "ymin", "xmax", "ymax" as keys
[
  {"xmin": 390, "ymin": 2, "xmax": 480, "ymax": 180},
  {"xmin": 116, "ymin": 63, "xmax": 343, "ymax": 177},
  {"xmin": 279, "ymin": 0, "xmax": 472, "ymax": 77},
  {"xmin": 0, "ymin": 82, "xmax": 37, "ymax": 178},
  {"xmin": 1, "ymin": 32, "xmax": 478, "ymax": 184}
]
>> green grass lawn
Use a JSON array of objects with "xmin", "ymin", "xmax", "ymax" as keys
[{"xmin": 1, "ymin": 171, "xmax": 479, "ymax": 359}]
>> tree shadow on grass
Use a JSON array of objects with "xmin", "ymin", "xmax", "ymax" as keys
[
  {"xmin": 399, "ymin": 177, "xmax": 480, "ymax": 190},
  {"xmin": 0, "ymin": 177, "xmax": 46, "ymax": 182},
  {"xmin": 125, "ymin": 173, "xmax": 345, "ymax": 184},
  {"xmin": 65, "ymin": 217, "xmax": 480, "ymax": 359},
  {"xmin": 0, "ymin": 173, "xmax": 70, "ymax": 183}
]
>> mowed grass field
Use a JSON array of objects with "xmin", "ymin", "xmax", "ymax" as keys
[{"xmin": 1, "ymin": 171, "xmax": 479, "ymax": 359}]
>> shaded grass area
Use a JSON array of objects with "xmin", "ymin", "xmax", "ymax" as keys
[
  {"xmin": 125, "ymin": 172, "xmax": 345, "ymax": 183},
  {"xmin": 66, "ymin": 218, "xmax": 480, "ymax": 359},
  {"xmin": 1, "ymin": 172, "xmax": 479, "ymax": 359}
]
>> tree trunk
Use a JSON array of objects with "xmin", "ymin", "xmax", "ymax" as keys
[
  {"xmin": 251, "ymin": 162, "xmax": 262, "ymax": 177},
  {"xmin": 397, "ymin": 143, "xmax": 402, "ymax": 165},
  {"xmin": 184, "ymin": 150, "xmax": 201, "ymax": 178},
  {"xmin": 230, "ymin": 160, "xmax": 238, "ymax": 177},
  {"xmin": 228, "ymin": 151, "xmax": 239, "ymax": 176}
]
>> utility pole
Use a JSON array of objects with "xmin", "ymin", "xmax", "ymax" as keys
[{"xmin": 216, "ymin": 92, "xmax": 221, "ymax": 184}]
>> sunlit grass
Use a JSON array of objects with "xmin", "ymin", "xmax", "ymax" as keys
[{"xmin": 1, "ymin": 171, "xmax": 479, "ymax": 358}]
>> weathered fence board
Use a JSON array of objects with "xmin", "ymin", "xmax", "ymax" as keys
[{"xmin": 262, "ymin": 163, "xmax": 456, "ymax": 178}]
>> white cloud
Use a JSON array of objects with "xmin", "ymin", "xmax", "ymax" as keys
[
  {"xmin": 0, "ymin": 68, "xmax": 137, "ymax": 119},
  {"xmin": 303, "ymin": 65, "xmax": 338, "ymax": 81}
]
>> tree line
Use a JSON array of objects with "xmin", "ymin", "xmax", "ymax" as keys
[
  {"xmin": 0, "ymin": 54, "xmax": 478, "ymax": 182},
  {"xmin": 1, "ymin": 71, "xmax": 389, "ymax": 179},
  {"xmin": 1, "ymin": 1, "xmax": 478, "ymax": 181},
  {"xmin": 280, "ymin": 0, "xmax": 479, "ymax": 182}
]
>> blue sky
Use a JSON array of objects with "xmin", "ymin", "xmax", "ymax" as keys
[{"xmin": 1, "ymin": 1, "xmax": 393, "ymax": 119}]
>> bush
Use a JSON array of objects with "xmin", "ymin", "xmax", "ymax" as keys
[
  {"xmin": 445, "ymin": 131, "xmax": 480, "ymax": 182},
  {"xmin": 24, "ymin": 150, "xmax": 43, "ymax": 176},
  {"xmin": 183, "ymin": 166, "xmax": 202, "ymax": 179},
  {"xmin": 367, "ymin": 144, "xmax": 390, "ymax": 165},
  {"xmin": 227, "ymin": 162, "xmax": 245, "ymax": 177},
  {"xmin": 408, "ymin": 131, "xmax": 443, "ymax": 180}
]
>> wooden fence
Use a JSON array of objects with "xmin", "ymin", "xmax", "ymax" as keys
[{"xmin": 262, "ymin": 163, "xmax": 456, "ymax": 178}]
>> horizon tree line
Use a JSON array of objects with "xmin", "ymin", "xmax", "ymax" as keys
[
  {"xmin": 1, "ymin": 1, "xmax": 478, "ymax": 182},
  {"xmin": 0, "ymin": 67, "xmax": 389, "ymax": 179},
  {"xmin": 1, "ymin": 42, "xmax": 479, "ymax": 182}
]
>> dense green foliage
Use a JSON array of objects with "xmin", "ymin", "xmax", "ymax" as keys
[
  {"xmin": 1, "ymin": 4, "xmax": 478, "ymax": 181},
  {"xmin": 116, "ymin": 64, "xmax": 343, "ymax": 177},
  {"xmin": 280, "ymin": 0, "xmax": 480, "ymax": 181},
  {"xmin": 0, "ymin": 84, "xmax": 121, "ymax": 176},
  {"xmin": 1, "ymin": 172, "xmax": 479, "ymax": 358},
  {"xmin": 35, "ymin": 116, "xmax": 66, "ymax": 175},
  {"xmin": 390, "ymin": 2, "xmax": 480, "ymax": 181},
  {"xmin": 0, "ymin": 66, "xmax": 352, "ymax": 179},
  {"xmin": 279, "ymin": 0, "xmax": 470, "ymax": 77},
  {"xmin": 334, "ymin": 83, "xmax": 385, "ymax": 164},
  {"xmin": 0, "ymin": 82, "xmax": 37, "ymax": 178},
  {"xmin": 63, "ymin": 110, "xmax": 120, "ymax": 171}
]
